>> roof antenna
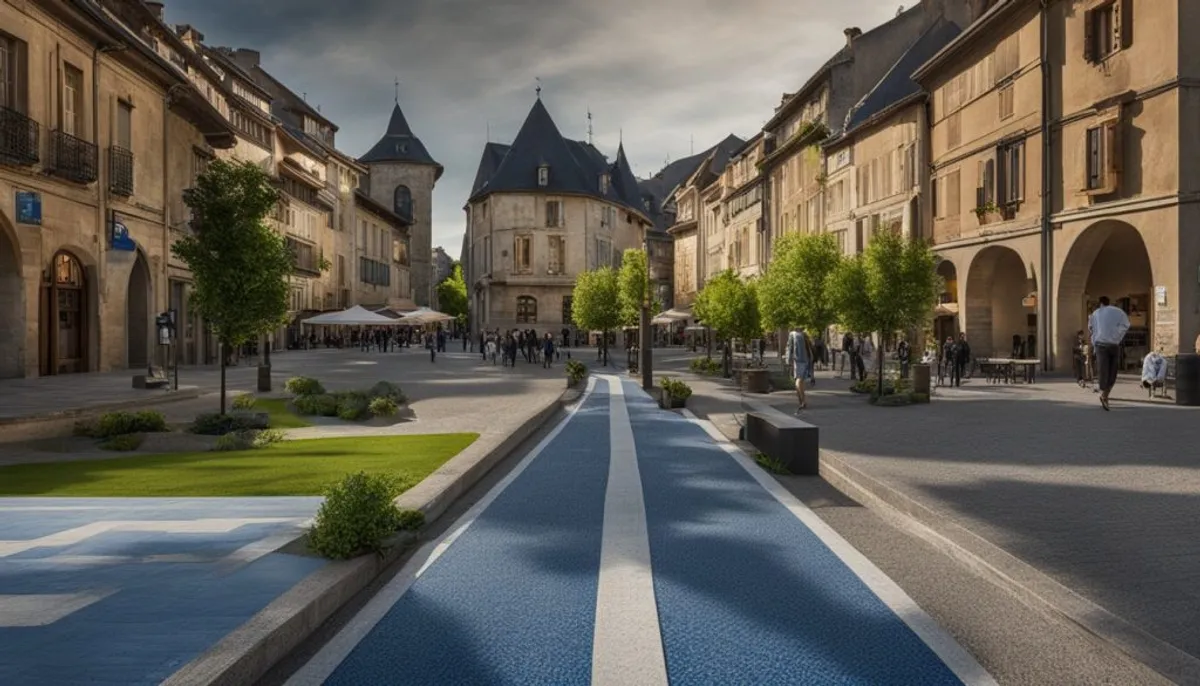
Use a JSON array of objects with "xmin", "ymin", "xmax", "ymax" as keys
[
  {"xmin": 394, "ymin": 77, "xmax": 399, "ymax": 105},
  {"xmin": 486, "ymin": 120, "xmax": 491, "ymax": 143},
  {"xmin": 302, "ymin": 92, "xmax": 307, "ymax": 102},
  {"xmin": 587, "ymin": 109, "xmax": 593, "ymax": 145},
  {"xmin": 619, "ymin": 128, "xmax": 623, "ymax": 145},
  {"xmin": 535, "ymin": 77, "xmax": 542, "ymax": 99},
  {"xmin": 690, "ymin": 135, "xmax": 694, "ymax": 155}
]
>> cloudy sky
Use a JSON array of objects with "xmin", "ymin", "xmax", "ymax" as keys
[{"xmin": 167, "ymin": 0, "xmax": 906, "ymax": 253}]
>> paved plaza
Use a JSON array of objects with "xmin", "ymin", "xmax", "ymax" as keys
[
  {"xmin": 287, "ymin": 376, "xmax": 988, "ymax": 685},
  {"xmin": 0, "ymin": 498, "xmax": 323, "ymax": 686},
  {"xmin": 660, "ymin": 350, "xmax": 1200, "ymax": 678}
]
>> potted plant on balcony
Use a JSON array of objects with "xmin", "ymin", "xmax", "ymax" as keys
[
  {"xmin": 659, "ymin": 377, "xmax": 692, "ymax": 409},
  {"xmin": 973, "ymin": 201, "xmax": 1001, "ymax": 224}
]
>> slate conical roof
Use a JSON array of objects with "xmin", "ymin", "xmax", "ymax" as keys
[
  {"xmin": 469, "ymin": 99, "xmax": 650, "ymax": 219},
  {"xmin": 360, "ymin": 102, "xmax": 443, "ymax": 180}
]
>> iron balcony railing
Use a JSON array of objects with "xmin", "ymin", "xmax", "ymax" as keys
[
  {"xmin": 109, "ymin": 145, "xmax": 134, "ymax": 196},
  {"xmin": 0, "ymin": 105, "xmax": 40, "ymax": 166},
  {"xmin": 50, "ymin": 130, "xmax": 98, "ymax": 184}
]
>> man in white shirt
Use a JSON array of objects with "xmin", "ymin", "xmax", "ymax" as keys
[
  {"xmin": 785, "ymin": 327, "xmax": 814, "ymax": 414},
  {"xmin": 1088, "ymin": 296, "xmax": 1131, "ymax": 411}
]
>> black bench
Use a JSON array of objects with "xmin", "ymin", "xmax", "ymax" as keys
[
  {"xmin": 745, "ymin": 410, "xmax": 819, "ymax": 476},
  {"xmin": 132, "ymin": 365, "xmax": 170, "ymax": 389}
]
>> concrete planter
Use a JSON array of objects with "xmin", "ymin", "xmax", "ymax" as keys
[
  {"xmin": 660, "ymin": 393, "xmax": 687, "ymax": 409},
  {"xmin": 742, "ymin": 368, "xmax": 771, "ymax": 394}
]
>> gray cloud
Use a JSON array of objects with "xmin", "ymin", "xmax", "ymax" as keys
[{"xmin": 166, "ymin": 0, "xmax": 904, "ymax": 251}]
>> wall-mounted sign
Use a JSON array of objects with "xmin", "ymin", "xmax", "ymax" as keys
[
  {"xmin": 1155, "ymin": 286, "xmax": 1167, "ymax": 306},
  {"xmin": 1022, "ymin": 293, "xmax": 1037, "ymax": 308},
  {"xmin": 110, "ymin": 212, "xmax": 136, "ymax": 251},
  {"xmin": 15, "ymin": 191, "xmax": 41, "ymax": 225}
]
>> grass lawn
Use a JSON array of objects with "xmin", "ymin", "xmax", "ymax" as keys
[
  {"xmin": 0, "ymin": 434, "xmax": 478, "ymax": 497},
  {"xmin": 255, "ymin": 397, "xmax": 314, "ymax": 429}
]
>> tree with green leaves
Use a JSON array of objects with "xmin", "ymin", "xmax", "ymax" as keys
[
  {"xmin": 436, "ymin": 263, "xmax": 468, "ymax": 328},
  {"xmin": 694, "ymin": 269, "xmax": 761, "ymax": 376},
  {"xmin": 826, "ymin": 230, "xmax": 941, "ymax": 396},
  {"xmin": 172, "ymin": 158, "xmax": 293, "ymax": 415},
  {"xmin": 757, "ymin": 232, "xmax": 842, "ymax": 341},
  {"xmin": 571, "ymin": 267, "xmax": 621, "ymax": 366}
]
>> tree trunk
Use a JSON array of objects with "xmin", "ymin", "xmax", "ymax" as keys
[
  {"xmin": 723, "ymin": 339, "xmax": 733, "ymax": 378},
  {"xmin": 706, "ymin": 327, "xmax": 712, "ymax": 360},
  {"xmin": 219, "ymin": 340, "xmax": 227, "ymax": 416},
  {"xmin": 877, "ymin": 334, "xmax": 885, "ymax": 397},
  {"xmin": 602, "ymin": 330, "xmax": 608, "ymax": 367}
]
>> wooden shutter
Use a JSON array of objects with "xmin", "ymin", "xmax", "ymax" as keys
[
  {"xmin": 1106, "ymin": 121, "xmax": 1122, "ymax": 192},
  {"xmin": 1083, "ymin": 8, "xmax": 1095, "ymax": 62},
  {"xmin": 1114, "ymin": 0, "xmax": 1132, "ymax": 50}
]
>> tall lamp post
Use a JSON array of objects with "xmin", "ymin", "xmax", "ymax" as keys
[{"xmin": 640, "ymin": 232, "xmax": 653, "ymax": 391}]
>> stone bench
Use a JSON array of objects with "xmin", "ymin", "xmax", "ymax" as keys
[
  {"xmin": 745, "ymin": 410, "xmax": 819, "ymax": 476},
  {"xmin": 132, "ymin": 366, "xmax": 170, "ymax": 390}
]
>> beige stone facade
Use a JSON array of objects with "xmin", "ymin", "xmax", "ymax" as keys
[
  {"xmin": 0, "ymin": 0, "xmax": 235, "ymax": 378},
  {"xmin": 364, "ymin": 163, "xmax": 436, "ymax": 307},
  {"xmin": 916, "ymin": 0, "xmax": 1198, "ymax": 370},
  {"xmin": 354, "ymin": 191, "xmax": 412, "ymax": 310}
]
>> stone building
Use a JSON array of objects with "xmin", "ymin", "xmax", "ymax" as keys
[
  {"xmin": 463, "ymin": 97, "xmax": 653, "ymax": 337},
  {"xmin": 666, "ymin": 143, "xmax": 742, "ymax": 307},
  {"xmin": 822, "ymin": 19, "xmax": 963, "ymax": 257},
  {"xmin": 914, "ymin": 0, "xmax": 1200, "ymax": 369},
  {"xmin": 0, "ymin": 0, "xmax": 236, "ymax": 378},
  {"xmin": 353, "ymin": 189, "xmax": 412, "ymax": 311},
  {"xmin": 359, "ymin": 101, "xmax": 442, "ymax": 308},
  {"xmin": 760, "ymin": 0, "xmax": 984, "ymax": 261},
  {"xmin": 429, "ymin": 245, "xmax": 453, "ymax": 309}
]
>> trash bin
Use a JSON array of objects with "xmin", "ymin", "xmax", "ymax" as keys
[
  {"xmin": 1176, "ymin": 354, "xmax": 1200, "ymax": 406},
  {"xmin": 912, "ymin": 363, "xmax": 931, "ymax": 396}
]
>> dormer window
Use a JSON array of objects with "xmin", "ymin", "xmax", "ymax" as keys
[
  {"xmin": 599, "ymin": 173, "xmax": 610, "ymax": 193},
  {"xmin": 537, "ymin": 165, "xmax": 549, "ymax": 187}
]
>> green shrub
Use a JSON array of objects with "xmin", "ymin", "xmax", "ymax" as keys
[
  {"xmin": 252, "ymin": 428, "xmax": 285, "ymax": 447},
  {"xmin": 190, "ymin": 412, "xmax": 261, "ymax": 436},
  {"xmin": 231, "ymin": 394, "xmax": 257, "ymax": 410},
  {"xmin": 368, "ymin": 381, "xmax": 406, "ymax": 404},
  {"xmin": 755, "ymin": 452, "xmax": 790, "ymax": 475},
  {"xmin": 99, "ymin": 434, "xmax": 144, "ymax": 451},
  {"xmin": 660, "ymin": 377, "xmax": 693, "ymax": 400},
  {"xmin": 565, "ymin": 359, "xmax": 588, "ymax": 385},
  {"xmin": 337, "ymin": 399, "xmax": 371, "ymax": 421},
  {"xmin": 397, "ymin": 508, "xmax": 425, "ymax": 531},
  {"xmin": 689, "ymin": 357, "xmax": 721, "ymax": 375},
  {"xmin": 308, "ymin": 472, "xmax": 404, "ymax": 560},
  {"xmin": 285, "ymin": 376, "xmax": 325, "ymax": 396},
  {"xmin": 77, "ymin": 411, "xmax": 168, "ymax": 439},
  {"xmin": 213, "ymin": 432, "xmax": 253, "ymax": 451},
  {"xmin": 369, "ymin": 396, "xmax": 399, "ymax": 417},
  {"xmin": 293, "ymin": 393, "xmax": 339, "ymax": 417}
]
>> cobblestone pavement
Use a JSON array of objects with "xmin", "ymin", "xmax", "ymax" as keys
[
  {"xmin": 0, "ymin": 347, "xmax": 570, "ymax": 465},
  {"xmin": 657, "ymin": 349, "xmax": 1200, "ymax": 668}
]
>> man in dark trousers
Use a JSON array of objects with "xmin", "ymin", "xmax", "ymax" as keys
[
  {"xmin": 952, "ymin": 333, "xmax": 971, "ymax": 387},
  {"xmin": 1088, "ymin": 296, "xmax": 1131, "ymax": 410}
]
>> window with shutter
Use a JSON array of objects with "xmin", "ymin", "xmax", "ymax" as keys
[
  {"xmin": 63, "ymin": 63, "xmax": 83, "ymax": 137},
  {"xmin": 998, "ymin": 84, "xmax": 1014, "ymax": 120}
]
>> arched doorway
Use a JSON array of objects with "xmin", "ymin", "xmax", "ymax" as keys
[
  {"xmin": 0, "ymin": 223, "xmax": 23, "ymax": 379},
  {"xmin": 126, "ymin": 251, "xmax": 152, "ymax": 368},
  {"xmin": 1056, "ymin": 221, "xmax": 1153, "ymax": 373},
  {"xmin": 39, "ymin": 251, "xmax": 88, "ymax": 376},
  {"xmin": 964, "ymin": 246, "xmax": 1037, "ymax": 358},
  {"xmin": 934, "ymin": 260, "xmax": 960, "ymax": 345}
]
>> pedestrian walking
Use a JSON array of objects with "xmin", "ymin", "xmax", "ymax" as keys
[
  {"xmin": 542, "ymin": 333, "xmax": 555, "ymax": 369},
  {"xmin": 1089, "ymin": 296, "xmax": 1131, "ymax": 411},
  {"xmin": 897, "ymin": 338, "xmax": 911, "ymax": 379},
  {"xmin": 785, "ymin": 326, "xmax": 814, "ymax": 414},
  {"xmin": 951, "ymin": 333, "xmax": 970, "ymax": 387}
]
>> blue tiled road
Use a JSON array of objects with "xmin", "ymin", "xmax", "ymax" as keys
[
  {"xmin": 326, "ymin": 382, "xmax": 613, "ymax": 686},
  {"xmin": 305, "ymin": 376, "xmax": 984, "ymax": 685},
  {"xmin": 0, "ymin": 497, "xmax": 324, "ymax": 686}
]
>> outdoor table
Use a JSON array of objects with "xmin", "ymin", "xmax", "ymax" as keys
[{"xmin": 1011, "ymin": 359, "xmax": 1038, "ymax": 384}]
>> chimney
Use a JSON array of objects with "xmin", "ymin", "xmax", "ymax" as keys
[
  {"xmin": 145, "ymin": 1, "xmax": 164, "ymax": 21},
  {"xmin": 844, "ymin": 27, "xmax": 863, "ymax": 47},
  {"xmin": 234, "ymin": 48, "xmax": 261, "ymax": 67}
]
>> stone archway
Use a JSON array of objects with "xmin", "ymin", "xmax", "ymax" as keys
[
  {"xmin": 39, "ymin": 250, "xmax": 89, "ymax": 376},
  {"xmin": 1056, "ymin": 221, "xmax": 1154, "ymax": 372},
  {"xmin": 0, "ymin": 219, "xmax": 23, "ymax": 379},
  {"xmin": 964, "ymin": 246, "xmax": 1037, "ymax": 358},
  {"xmin": 934, "ymin": 260, "xmax": 960, "ymax": 344},
  {"xmin": 126, "ymin": 251, "xmax": 152, "ymax": 368}
]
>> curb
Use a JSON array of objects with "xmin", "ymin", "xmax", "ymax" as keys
[
  {"xmin": 817, "ymin": 449, "xmax": 1200, "ymax": 685},
  {"xmin": 162, "ymin": 387, "xmax": 575, "ymax": 686},
  {"xmin": 0, "ymin": 387, "xmax": 205, "ymax": 444}
]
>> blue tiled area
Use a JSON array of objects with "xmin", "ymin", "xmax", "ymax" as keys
[
  {"xmin": 0, "ymin": 497, "xmax": 324, "ymax": 686},
  {"xmin": 622, "ymin": 379, "xmax": 964, "ymax": 685},
  {"xmin": 326, "ymin": 384, "xmax": 613, "ymax": 686}
]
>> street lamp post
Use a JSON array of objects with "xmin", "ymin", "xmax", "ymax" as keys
[{"xmin": 640, "ymin": 233, "xmax": 653, "ymax": 392}]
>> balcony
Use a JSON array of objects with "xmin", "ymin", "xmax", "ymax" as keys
[
  {"xmin": 316, "ymin": 183, "xmax": 337, "ymax": 209},
  {"xmin": 0, "ymin": 106, "xmax": 40, "ymax": 166},
  {"xmin": 109, "ymin": 146, "xmax": 133, "ymax": 196},
  {"xmin": 287, "ymin": 237, "xmax": 323, "ymax": 277},
  {"xmin": 49, "ymin": 130, "xmax": 98, "ymax": 184}
]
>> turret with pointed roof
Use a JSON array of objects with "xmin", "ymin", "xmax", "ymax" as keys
[
  {"xmin": 469, "ymin": 98, "xmax": 651, "ymax": 222},
  {"xmin": 360, "ymin": 102, "xmax": 443, "ymax": 181}
]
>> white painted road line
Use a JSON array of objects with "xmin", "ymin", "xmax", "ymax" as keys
[
  {"xmin": 0, "ymin": 518, "xmax": 299, "ymax": 558},
  {"xmin": 682, "ymin": 410, "xmax": 999, "ymax": 686},
  {"xmin": 0, "ymin": 589, "xmax": 118, "ymax": 627},
  {"xmin": 283, "ymin": 376, "xmax": 599, "ymax": 686},
  {"xmin": 591, "ymin": 377, "xmax": 668, "ymax": 686}
]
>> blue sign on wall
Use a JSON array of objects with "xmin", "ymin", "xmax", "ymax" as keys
[
  {"xmin": 15, "ymin": 191, "xmax": 42, "ymax": 225},
  {"xmin": 110, "ymin": 212, "xmax": 136, "ymax": 251}
]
